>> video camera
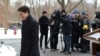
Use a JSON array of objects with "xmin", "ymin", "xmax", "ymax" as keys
[
  {"xmin": 96, "ymin": 11, "xmax": 100, "ymax": 19},
  {"xmin": 92, "ymin": 11, "xmax": 100, "ymax": 29},
  {"xmin": 94, "ymin": 11, "xmax": 100, "ymax": 23},
  {"xmin": 55, "ymin": 10, "xmax": 61, "ymax": 17}
]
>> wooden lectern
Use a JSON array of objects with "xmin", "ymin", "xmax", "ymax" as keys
[{"xmin": 84, "ymin": 29, "xmax": 100, "ymax": 56}]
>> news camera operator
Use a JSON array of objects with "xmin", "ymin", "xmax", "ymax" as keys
[{"xmin": 50, "ymin": 10, "xmax": 61, "ymax": 51}]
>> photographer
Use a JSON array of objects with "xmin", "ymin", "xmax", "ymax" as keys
[
  {"xmin": 60, "ymin": 10, "xmax": 72, "ymax": 54},
  {"xmin": 71, "ymin": 11, "xmax": 82, "ymax": 52},
  {"xmin": 50, "ymin": 10, "xmax": 61, "ymax": 51},
  {"xmin": 75, "ymin": 12, "xmax": 91, "ymax": 53},
  {"xmin": 80, "ymin": 12, "xmax": 91, "ymax": 53}
]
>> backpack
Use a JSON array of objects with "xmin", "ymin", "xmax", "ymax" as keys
[{"xmin": 83, "ymin": 18, "xmax": 89, "ymax": 30}]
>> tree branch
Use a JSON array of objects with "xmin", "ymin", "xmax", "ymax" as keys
[
  {"xmin": 0, "ymin": 3, "xmax": 2, "ymax": 6},
  {"xmin": 57, "ymin": 0, "xmax": 62, "ymax": 5},
  {"xmin": 94, "ymin": 0, "xmax": 97, "ymax": 12},
  {"xmin": 67, "ymin": 0, "xmax": 83, "ymax": 13},
  {"xmin": 65, "ymin": 0, "xmax": 70, "ymax": 9}
]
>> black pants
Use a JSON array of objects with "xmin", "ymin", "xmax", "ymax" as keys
[
  {"xmin": 50, "ymin": 33, "xmax": 58, "ymax": 49},
  {"xmin": 75, "ymin": 38, "xmax": 90, "ymax": 53},
  {"xmin": 71, "ymin": 32, "xmax": 79, "ymax": 50},
  {"xmin": 76, "ymin": 30, "xmax": 90, "ymax": 52},
  {"xmin": 50, "ymin": 26, "xmax": 59, "ymax": 50},
  {"xmin": 40, "ymin": 32, "xmax": 48, "ymax": 48}
]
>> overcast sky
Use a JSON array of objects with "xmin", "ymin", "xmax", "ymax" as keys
[{"xmin": 10, "ymin": 0, "xmax": 100, "ymax": 6}]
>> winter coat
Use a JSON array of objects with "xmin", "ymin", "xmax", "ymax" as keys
[
  {"xmin": 71, "ymin": 17, "xmax": 83, "ymax": 36},
  {"xmin": 20, "ymin": 15, "xmax": 40, "ymax": 56},
  {"xmin": 50, "ymin": 15, "xmax": 60, "ymax": 34},
  {"xmin": 39, "ymin": 16, "xmax": 49, "ymax": 34},
  {"xmin": 61, "ymin": 15, "xmax": 72, "ymax": 34}
]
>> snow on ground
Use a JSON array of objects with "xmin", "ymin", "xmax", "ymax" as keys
[
  {"xmin": 0, "ymin": 28, "xmax": 21, "ymax": 39},
  {"xmin": 0, "ymin": 28, "xmax": 19, "ymax": 56},
  {"xmin": 0, "ymin": 28, "xmax": 91, "ymax": 56},
  {"xmin": 0, "ymin": 28, "xmax": 51, "ymax": 39},
  {"xmin": 0, "ymin": 44, "xmax": 17, "ymax": 56}
]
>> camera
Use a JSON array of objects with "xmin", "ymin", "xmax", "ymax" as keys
[{"xmin": 92, "ymin": 11, "xmax": 100, "ymax": 29}]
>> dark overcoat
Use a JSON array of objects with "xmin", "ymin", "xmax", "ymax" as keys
[
  {"xmin": 20, "ymin": 15, "xmax": 40, "ymax": 56},
  {"xmin": 39, "ymin": 16, "xmax": 49, "ymax": 34}
]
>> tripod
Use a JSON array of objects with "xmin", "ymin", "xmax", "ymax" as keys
[
  {"xmin": 59, "ymin": 30, "xmax": 64, "ymax": 51},
  {"xmin": 43, "ymin": 23, "xmax": 64, "ymax": 54}
]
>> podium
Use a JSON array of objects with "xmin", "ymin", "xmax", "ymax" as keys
[{"xmin": 84, "ymin": 29, "xmax": 100, "ymax": 56}]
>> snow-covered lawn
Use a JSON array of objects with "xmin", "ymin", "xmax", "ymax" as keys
[
  {"xmin": 0, "ymin": 28, "xmax": 21, "ymax": 39},
  {"xmin": 0, "ymin": 28, "xmax": 91, "ymax": 56},
  {"xmin": 0, "ymin": 28, "xmax": 20, "ymax": 56},
  {"xmin": 0, "ymin": 44, "xmax": 17, "ymax": 56}
]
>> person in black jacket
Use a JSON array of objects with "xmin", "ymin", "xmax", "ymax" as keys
[
  {"xmin": 39, "ymin": 11, "xmax": 49, "ymax": 49},
  {"xmin": 80, "ymin": 13, "xmax": 91, "ymax": 53},
  {"xmin": 60, "ymin": 10, "xmax": 72, "ymax": 54},
  {"xmin": 75, "ymin": 13, "xmax": 91, "ymax": 53},
  {"xmin": 71, "ymin": 11, "xmax": 82, "ymax": 52},
  {"xmin": 50, "ymin": 11, "xmax": 60, "ymax": 51},
  {"xmin": 17, "ymin": 6, "xmax": 40, "ymax": 56}
]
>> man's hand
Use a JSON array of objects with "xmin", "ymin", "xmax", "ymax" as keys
[{"xmin": 51, "ymin": 21, "xmax": 54, "ymax": 25}]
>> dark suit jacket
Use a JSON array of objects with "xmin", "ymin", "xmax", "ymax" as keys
[
  {"xmin": 39, "ymin": 16, "xmax": 49, "ymax": 34},
  {"xmin": 20, "ymin": 15, "xmax": 40, "ymax": 56}
]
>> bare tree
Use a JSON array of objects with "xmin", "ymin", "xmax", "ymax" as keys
[
  {"xmin": 94, "ymin": 0, "xmax": 97, "ymax": 13},
  {"xmin": 25, "ymin": 0, "xmax": 27, "ymax": 5},
  {"xmin": 28, "ymin": 0, "xmax": 38, "ymax": 20},
  {"xmin": 48, "ymin": 0, "xmax": 52, "ymax": 17},
  {"xmin": 39, "ymin": 0, "xmax": 41, "ymax": 17},
  {"xmin": 57, "ymin": 0, "xmax": 83, "ymax": 13},
  {"xmin": 15, "ymin": 0, "xmax": 22, "ymax": 21},
  {"xmin": 3, "ymin": 0, "xmax": 10, "ymax": 34}
]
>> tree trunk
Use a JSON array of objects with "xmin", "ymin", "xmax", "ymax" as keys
[
  {"xmin": 66, "ymin": 0, "xmax": 83, "ymax": 13},
  {"xmin": 25, "ymin": 0, "xmax": 27, "ymax": 5},
  {"xmin": 57, "ymin": 0, "xmax": 65, "ymax": 10},
  {"xmin": 4, "ymin": 0, "xmax": 9, "ymax": 34},
  {"xmin": 57, "ymin": 0, "xmax": 83, "ymax": 13},
  {"xmin": 94, "ymin": 0, "xmax": 97, "ymax": 13}
]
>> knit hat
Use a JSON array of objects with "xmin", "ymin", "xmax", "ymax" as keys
[
  {"xmin": 72, "ymin": 9, "xmax": 79, "ymax": 14},
  {"xmin": 81, "ymin": 11, "xmax": 86, "ymax": 15}
]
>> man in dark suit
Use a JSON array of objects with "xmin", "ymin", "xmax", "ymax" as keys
[
  {"xmin": 39, "ymin": 11, "xmax": 49, "ymax": 49},
  {"xmin": 17, "ymin": 6, "xmax": 40, "ymax": 56}
]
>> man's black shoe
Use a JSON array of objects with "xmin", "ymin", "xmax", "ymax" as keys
[
  {"xmin": 55, "ymin": 49, "xmax": 59, "ymax": 51},
  {"xmin": 60, "ymin": 51, "xmax": 65, "ymax": 53},
  {"xmin": 64, "ymin": 51, "xmax": 71, "ymax": 54},
  {"xmin": 45, "ymin": 47, "xmax": 50, "ymax": 49},
  {"xmin": 72, "ymin": 49, "xmax": 76, "ymax": 52},
  {"xmin": 51, "ymin": 49, "xmax": 55, "ymax": 51}
]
